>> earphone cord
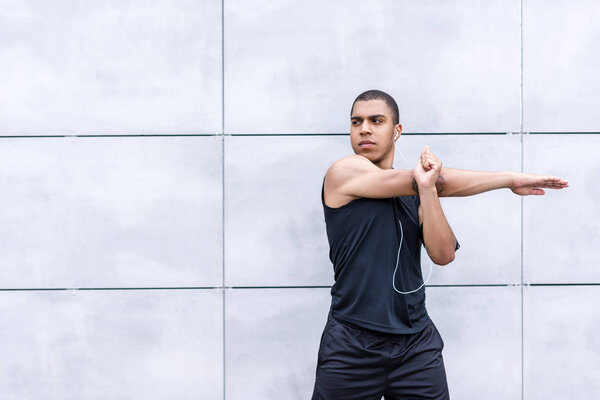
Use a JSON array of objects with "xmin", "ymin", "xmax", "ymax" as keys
[
  {"xmin": 392, "ymin": 213, "xmax": 433, "ymax": 295},
  {"xmin": 392, "ymin": 143, "xmax": 433, "ymax": 295}
]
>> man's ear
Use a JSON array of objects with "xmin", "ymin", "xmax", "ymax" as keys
[{"xmin": 394, "ymin": 123, "xmax": 403, "ymax": 141}]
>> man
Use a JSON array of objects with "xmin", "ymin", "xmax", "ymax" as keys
[{"xmin": 311, "ymin": 90, "xmax": 568, "ymax": 399}]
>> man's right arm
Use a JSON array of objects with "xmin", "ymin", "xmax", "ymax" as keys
[
  {"xmin": 437, "ymin": 168, "xmax": 569, "ymax": 197},
  {"xmin": 325, "ymin": 155, "xmax": 418, "ymax": 201},
  {"xmin": 325, "ymin": 153, "xmax": 569, "ymax": 202}
]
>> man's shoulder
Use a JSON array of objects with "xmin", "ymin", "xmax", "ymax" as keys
[
  {"xmin": 326, "ymin": 154, "xmax": 373, "ymax": 179},
  {"xmin": 329, "ymin": 154, "xmax": 369, "ymax": 168},
  {"xmin": 323, "ymin": 155, "xmax": 374, "ymax": 207}
]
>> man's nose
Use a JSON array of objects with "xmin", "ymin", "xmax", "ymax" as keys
[{"xmin": 360, "ymin": 122, "xmax": 372, "ymax": 134}]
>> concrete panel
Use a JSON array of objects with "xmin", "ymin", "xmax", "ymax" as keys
[
  {"xmin": 0, "ymin": 0, "xmax": 221, "ymax": 135},
  {"xmin": 224, "ymin": 135, "xmax": 349, "ymax": 286},
  {"xmin": 225, "ymin": 0, "xmax": 520, "ymax": 134},
  {"xmin": 0, "ymin": 136, "xmax": 222, "ymax": 288},
  {"xmin": 427, "ymin": 286, "xmax": 522, "ymax": 400},
  {"xmin": 523, "ymin": 134, "xmax": 598, "ymax": 283},
  {"xmin": 523, "ymin": 285, "xmax": 600, "ymax": 399},
  {"xmin": 0, "ymin": 289, "xmax": 223, "ymax": 399},
  {"xmin": 225, "ymin": 288, "xmax": 331, "ymax": 400},
  {"xmin": 397, "ymin": 134, "xmax": 522, "ymax": 285},
  {"xmin": 523, "ymin": 0, "xmax": 600, "ymax": 132}
]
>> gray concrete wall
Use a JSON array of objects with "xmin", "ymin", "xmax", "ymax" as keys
[{"xmin": 1, "ymin": 1, "xmax": 598, "ymax": 399}]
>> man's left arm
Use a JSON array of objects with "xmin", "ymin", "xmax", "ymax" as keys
[
  {"xmin": 413, "ymin": 146, "xmax": 458, "ymax": 265},
  {"xmin": 419, "ymin": 188, "xmax": 458, "ymax": 265}
]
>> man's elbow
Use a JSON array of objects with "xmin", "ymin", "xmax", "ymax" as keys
[{"xmin": 431, "ymin": 250, "xmax": 455, "ymax": 266}]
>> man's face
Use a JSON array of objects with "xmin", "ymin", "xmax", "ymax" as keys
[{"xmin": 350, "ymin": 99, "xmax": 399, "ymax": 165}]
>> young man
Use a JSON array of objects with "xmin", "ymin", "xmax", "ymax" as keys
[{"xmin": 311, "ymin": 90, "xmax": 568, "ymax": 400}]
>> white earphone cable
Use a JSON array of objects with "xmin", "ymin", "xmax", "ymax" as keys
[
  {"xmin": 392, "ymin": 211, "xmax": 433, "ymax": 295},
  {"xmin": 392, "ymin": 143, "xmax": 435, "ymax": 295}
]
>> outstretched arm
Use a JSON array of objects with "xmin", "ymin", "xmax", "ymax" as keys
[
  {"xmin": 324, "ymin": 147, "xmax": 568, "ymax": 205},
  {"xmin": 436, "ymin": 168, "xmax": 569, "ymax": 197}
]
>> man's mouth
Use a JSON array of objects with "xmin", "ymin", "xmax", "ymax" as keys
[{"xmin": 359, "ymin": 141, "xmax": 375, "ymax": 148}]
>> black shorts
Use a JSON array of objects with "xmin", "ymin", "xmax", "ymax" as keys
[{"xmin": 312, "ymin": 313, "xmax": 450, "ymax": 400}]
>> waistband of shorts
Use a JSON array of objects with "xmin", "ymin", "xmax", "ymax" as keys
[{"xmin": 328, "ymin": 310, "xmax": 431, "ymax": 337}]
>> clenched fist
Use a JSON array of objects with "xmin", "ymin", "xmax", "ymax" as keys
[{"xmin": 414, "ymin": 146, "xmax": 442, "ymax": 191}]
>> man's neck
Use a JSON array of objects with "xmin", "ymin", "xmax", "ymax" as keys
[{"xmin": 373, "ymin": 155, "xmax": 394, "ymax": 170}]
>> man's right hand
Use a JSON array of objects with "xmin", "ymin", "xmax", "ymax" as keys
[{"xmin": 509, "ymin": 173, "xmax": 569, "ymax": 196}]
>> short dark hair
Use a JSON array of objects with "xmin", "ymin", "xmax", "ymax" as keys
[{"xmin": 351, "ymin": 90, "xmax": 399, "ymax": 125}]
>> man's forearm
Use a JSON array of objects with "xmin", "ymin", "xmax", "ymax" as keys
[
  {"xmin": 420, "ymin": 186, "xmax": 457, "ymax": 265},
  {"xmin": 437, "ymin": 168, "xmax": 514, "ymax": 197},
  {"xmin": 394, "ymin": 167, "xmax": 511, "ymax": 198}
]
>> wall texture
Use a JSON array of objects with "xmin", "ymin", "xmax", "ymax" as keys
[{"xmin": 1, "ymin": 1, "xmax": 599, "ymax": 399}]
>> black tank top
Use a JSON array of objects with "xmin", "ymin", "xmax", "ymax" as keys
[{"xmin": 322, "ymin": 179, "xmax": 430, "ymax": 334}]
